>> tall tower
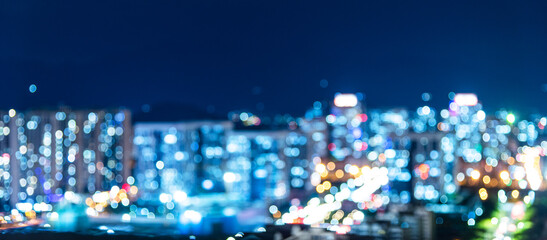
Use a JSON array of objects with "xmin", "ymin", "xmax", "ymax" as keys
[
  {"xmin": 328, "ymin": 94, "xmax": 366, "ymax": 163},
  {"xmin": 446, "ymin": 94, "xmax": 484, "ymax": 195}
]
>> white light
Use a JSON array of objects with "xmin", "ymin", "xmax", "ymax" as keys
[
  {"xmin": 127, "ymin": 176, "xmax": 135, "ymax": 185},
  {"xmin": 454, "ymin": 93, "xmax": 478, "ymax": 106},
  {"xmin": 422, "ymin": 106, "xmax": 431, "ymax": 115},
  {"xmin": 122, "ymin": 213, "xmax": 131, "ymax": 222},
  {"xmin": 182, "ymin": 210, "xmax": 202, "ymax": 224},
  {"xmin": 384, "ymin": 149, "xmax": 396, "ymax": 158},
  {"xmin": 223, "ymin": 208, "xmax": 237, "ymax": 216},
  {"xmin": 334, "ymin": 94, "xmax": 358, "ymax": 107},
  {"xmin": 159, "ymin": 193, "xmax": 172, "ymax": 203},
  {"xmin": 522, "ymin": 147, "xmax": 543, "ymax": 190},
  {"xmin": 202, "ymin": 180, "xmax": 214, "ymax": 190},
  {"xmin": 156, "ymin": 161, "xmax": 165, "ymax": 170},
  {"xmin": 467, "ymin": 218, "xmax": 475, "ymax": 226},
  {"xmin": 476, "ymin": 110, "xmax": 486, "ymax": 121},
  {"xmin": 173, "ymin": 191, "xmax": 188, "ymax": 202},
  {"xmin": 174, "ymin": 151, "xmax": 185, "ymax": 161},
  {"xmin": 16, "ymin": 203, "xmax": 33, "ymax": 212},
  {"xmin": 269, "ymin": 205, "xmax": 278, "ymax": 214},
  {"xmin": 223, "ymin": 172, "xmax": 237, "ymax": 183},
  {"xmin": 49, "ymin": 212, "xmax": 59, "ymax": 221},
  {"xmin": 353, "ymin": 211, "xmax": 365, "ymax": 222},
  {"xmin": 92, "ymin": 192, "xmax": 109, "ymax": 203},
  {"xmin": 86, "ymin": 207, "xmax": 97, "ymax": 216},
  {"xmin": 164, "ymin": 134, "xmax": 177, "ymax": 144}
]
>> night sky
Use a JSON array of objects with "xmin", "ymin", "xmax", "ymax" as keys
[{"xmin": 1, "ymin": 1, "xmax": 546, "ymax": 118}]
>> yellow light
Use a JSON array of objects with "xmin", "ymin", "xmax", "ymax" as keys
[
  {"xmin": 479, "ymin": 188, "xmax": 488, "ymax": 200},
  {"xmin": 119, "ymin": 192, "xmax": 128, "ymax": 199},
  {"xmin": 361, "ymin": 166, "xmax": 371, "ymax": 174},
  {"xmin": 130, "ymin": 186, "xmax": 138, "ymax": 195},
  {"xmin": 483, "ymin": 175, "xmax": 491, "ymax": 184},
  {"xmin": 471, "ymin": 170, "xmax": 481, "ymax": 180},
  {"xmin": 507, "ymin": 113, "xmax": 515, "ymax": 124},
  {"xmin": 95, "ymin": 204, "xmax": 104, "ymax": 212},
  {"xmin": 335, "ymin": 169, "xmax": 344, "ymax": 178},
  {"xmin": 323, "ymin": 181, "xmax": 331, "ymax": 190},
  {"xmin": 85, "ymin": 198, "xmax": 94, "ymax": 207},
  {"xmin": 8, "ymin": 109, "xmax": 16, "ymax": 118},
  {"xmin": 327, "ymin": 162, "xmax": 336, "ymax": 171},
  {"xmin": 320, "ymin": 171, "xmax": 328, "ymax": 178},
  {"xmin": 25, "ymin": 210, "xmax": 36, "ymax": 219},
  {"xmin": 500, "ymin": 171, "xmax": 510, "ymax": 180},
  {"xmin": 316, "ymin": 185, "xmax": 325, "ymax": 193},
  {"xmin": 512, "ymin": 190, "xmax": 519, "ymax": 199}
]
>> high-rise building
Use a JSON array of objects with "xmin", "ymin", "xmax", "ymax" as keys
[
  {"xmin": 133, "ymin": 121, "xmax": 232, "ymax": 202},
  {"xmin": 226, "ymin": 130, "xmax": 291, "ymax": 203},
  {"xmin": 0, "ymin": 108, "xmax": 132, "ymax": 211},
  {"xmin": 367, "ymin": 109, "xmax": 413, "ymax": 204},
  {"xmin": 134, "ymin": 119, "xmax": 299, "ymax": 206},
  {"xmin": 328, "ymin": 94, "xmax": 367, "ymax": 163}
]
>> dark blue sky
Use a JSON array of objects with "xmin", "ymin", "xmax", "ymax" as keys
[{"xmin": 1, "ymin": 1, "xmax": 546, "ymax": 117}]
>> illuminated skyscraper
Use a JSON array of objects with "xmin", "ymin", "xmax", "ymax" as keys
[
  {"xmin": 133, "ymin": 121, "xmax": 232, "ymax": 202},
  {"xmin": 134, "ymin": 119, "xmax": 296, "ymax": 206},
  {"xmin": 407, "ymin": 104, "xmax": 452, "ymax": 203},
  {"xmin": 299, "ymin": 101, "xmax": 329, "ymax": 197},
  {"xmin": 226, "ymin": 130, "xmax": 291, "ymax": 203},
  {"xmin": 0, "ymin": 108, "xmax": 132, "ymax": 210},
  {"xmin": 0, "ymin": 111, "xmax": 14, "ymax": 211},
  {"xmin": 327, "ymin": 93, "xmax": 367, "ymax": 163},
  {"xmin": 365, "ymin": 109, "xmax": 413, "ymax": 204}
]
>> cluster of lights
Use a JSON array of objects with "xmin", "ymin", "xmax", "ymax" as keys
[
  {"xmin": 0, "ymin": 109, "xmax": 130, "ymax": 216},
  {"xmin": 134, "ymin": 120, "xmax": 309, "ymax": 209},
  {"xmin": 0, "ymin": 91, "xmax": 545, "ymax": 237},
  {"xmin": 232, "ymin": 112, "xmax": 261, "ymax": 126},
  {"xmin": 85, "ymin": 185, "xmax": 138, "ymax": 216},
  {"xmin": 274, "ymin": 197, "xmax": 366, "ymax": 226}
]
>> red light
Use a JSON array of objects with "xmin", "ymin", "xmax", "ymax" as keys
[
  {"xmin": 359, "ymin": 142, "xmax": 368, "ymax": 151},
  {"xmin": 418, "ymin": 164, "xmax": 430, "ymax": 180},
  {"xmin": 122, "ymin": 183, "xmax": 131, "ymax": 192}
]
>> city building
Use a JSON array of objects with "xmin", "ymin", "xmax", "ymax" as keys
[{"xmin": 0, "ymin": 108, "xmax": 132, "ymax": 211}]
